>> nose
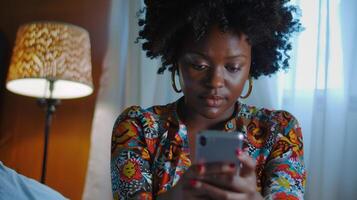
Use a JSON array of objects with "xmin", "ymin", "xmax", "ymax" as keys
[{"xmin": 205, "ymin": 67, "xmax": 224, "ymax": 89}]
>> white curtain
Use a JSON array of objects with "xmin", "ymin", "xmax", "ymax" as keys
[
  {"xmin": 82, "ymin": 1, "xmax": 180, "ymax": 199},
  {"xmin": 83, "ymin": 0, "xmax": 357, "ymax": 199},
  {"xmin": 303, "ymin": 0, "xmax": 357, "ymax": 199},
  {"xmin": 246, "ymin": 0, "xmax": 357, "ymax": 199}
]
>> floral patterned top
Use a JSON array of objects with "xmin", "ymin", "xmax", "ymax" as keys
[{"xmin": 111, "ymin": 99, "xmax": 306, "ymax": 200}]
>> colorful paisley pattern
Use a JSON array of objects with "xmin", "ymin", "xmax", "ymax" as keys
[{"xmin": 111, "ymin": 99, "xmax": 306, "ymax": 199}]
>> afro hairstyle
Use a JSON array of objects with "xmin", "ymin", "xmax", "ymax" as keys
[{"xmin": 137, "ymin": 0, "xmax": 302, "ymax": 79}]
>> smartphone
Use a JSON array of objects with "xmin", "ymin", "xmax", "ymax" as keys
[{"xmin": 194, "ymin": 130, "xmax": 244, "ymax": 165}]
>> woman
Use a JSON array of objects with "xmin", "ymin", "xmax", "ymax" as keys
[{"xmin": 111, "ymin": 0, "xmax": 305, "ymax": 199}]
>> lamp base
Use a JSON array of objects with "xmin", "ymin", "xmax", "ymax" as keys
[{"xmin": 37, "ymin": 98, "xmax": 60, "ymax": 184}]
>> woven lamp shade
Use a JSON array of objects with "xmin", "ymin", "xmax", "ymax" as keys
[{"xmin": 6, "ymin": 22, "xmax": 93, "ymax": 99}]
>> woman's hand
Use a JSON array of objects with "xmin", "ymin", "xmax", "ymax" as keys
[
  {"xmin": 191, "ymin": 150, "xmax": 263, "ymax": 200},
  {"xmin": 157, "ymin": 163, "xmax": 212, "ymax": 200},
  {"xmin": 158, "ymin": 149, "xmax": 263, "ymax": 200}
]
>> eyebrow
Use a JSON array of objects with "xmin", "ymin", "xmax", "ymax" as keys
[
  {"xmin": 185, "ymin": 51, "xmax": 248, "ymax": 59},
  {"xmin": 225, "ymin": 54, "xmax": 248, "ymax": 59}
]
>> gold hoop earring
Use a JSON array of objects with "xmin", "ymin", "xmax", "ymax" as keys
[
  {"xmin": 240, "ymin": 77, "xmax": 253, "ymax": 99},
  {"xmin": 171, "ymin": 67, "xmax": 182, "ymax": 93}
]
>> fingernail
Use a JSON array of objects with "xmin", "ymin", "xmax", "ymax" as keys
[
  {"xmin": 189, "ymin": 179, "xmax": 197, "ymax": 187},
  {"xmin": 235, "ymin": 149, "xmax": 243, "ymax": 156},
  {"xmin": 229, "ymin": 163, "xmax": 235, "ymax": 169},
  {"xmin": 197, "ymin": 164, "xmax": 205, "ymax": 175},
  {"xmin": 189, "ymin": 179, "xmax": 201, "ymax": 188}
]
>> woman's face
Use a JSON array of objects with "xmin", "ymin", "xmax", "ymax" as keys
[{"xmin": 177, "ymin": 26, "xmax": 251, "ymax": 120}]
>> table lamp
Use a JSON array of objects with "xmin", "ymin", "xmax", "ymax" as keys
[{"xmin": 6, "ymin": 22, "xmax": 93, "ymax": 184}]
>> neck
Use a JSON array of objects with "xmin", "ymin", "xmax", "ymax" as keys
[{"xmin": 177, "ymin": 99, "xmax": 236, "ymax": 132}]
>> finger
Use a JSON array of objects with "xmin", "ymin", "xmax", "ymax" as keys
[
  {"xmin": 201, "ymin": 162, "xmax": 237, "ymax": 175},
  {"xmin": 186, "ymin": 162, "xmax": 237, "ymax": 179},
  {"xmin": 202, "ymin": 171, "xmax": 259, "ymax": 194},
  {"xmin": 180, "ymin": 180, "xmax": 209, "ymax": 199},
  {"xmin": 184, "ymin": 164, "xmax": 206, "ymax": 179},
  {"xmin": 237, "ymin": 151, "xmax": 256, "ymax": 178},
  {"xmin": 192, "ymin": 180, "xmax": 248, "ymax": 200},
  {"xmin": 182, "ymin": 163, "xmax": 236, "ymax": 193},
  {"xmin": 201, "ymin": 173, "xmax": 248, "ymax": 193}
]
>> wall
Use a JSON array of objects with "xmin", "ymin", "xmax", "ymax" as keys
[{"xmin": 0, "ymin": 0, "xmax": 110, "ymax": 199}]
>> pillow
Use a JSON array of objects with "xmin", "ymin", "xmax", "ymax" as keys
[{"xmin": 0, "ymin": 161, "xmax": 68, "ymax": 200}]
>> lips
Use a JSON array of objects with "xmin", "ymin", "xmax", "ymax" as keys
[{"xmin": 200, "ymin": 95, "xmax": 225, "ymax": 107}]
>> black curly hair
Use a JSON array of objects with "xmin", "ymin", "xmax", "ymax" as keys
[{"xmin": 137, "ymin": 0, "xmax": 302, "ymax": 79}]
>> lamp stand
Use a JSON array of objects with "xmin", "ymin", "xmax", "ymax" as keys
[{"xmin": 37, "ymin": 80, "xmax": 60, "ymax": 184}]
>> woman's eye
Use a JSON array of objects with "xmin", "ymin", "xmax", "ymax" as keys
[
  {"xmin": 226, "ymin": 65, "xmax": 241, "ymax": 73},
  {"xmin": 191, "ymin": 64, "xmax": 209, "ymax": 71}
]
